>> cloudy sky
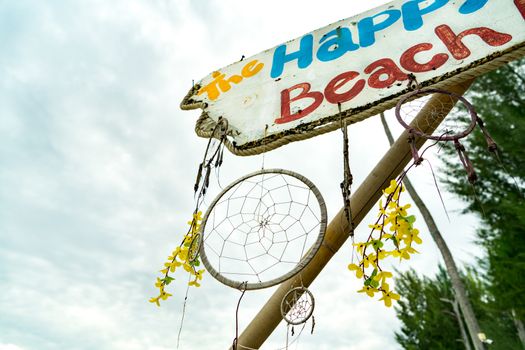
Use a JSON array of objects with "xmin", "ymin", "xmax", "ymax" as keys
[{"xmin": 0, "ymin": 1, "xmax": 482, "ymax": 349}]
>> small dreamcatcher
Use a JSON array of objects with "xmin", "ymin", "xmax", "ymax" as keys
[
  {"xmin": 395, "ymin": 87, "xmax": 498, "ymax": 183},
  {"xmin": 281, "ymin": 286, "xmax": 316, "ymax": 349},
  {"xmin": 281, "ymin": 287, "xmax": 315, "ymax": 326}
]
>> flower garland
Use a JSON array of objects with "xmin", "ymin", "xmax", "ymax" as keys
[
  {"xmin": 348, "ymin": 179, "xmax": 422, "ymax": 307},
  {"xmin": 149, "ymin": 211, "xmax": 205, "ymax": 307}
]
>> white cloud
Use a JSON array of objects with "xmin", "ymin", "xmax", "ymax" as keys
[{"xmin": 0, "ymin": 345, "xmax": 26, "ymax": 350}]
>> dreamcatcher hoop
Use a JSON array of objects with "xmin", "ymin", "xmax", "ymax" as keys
[
  {"xmin": 198, "ymin": 169, "xmax": 327, "ymax": 290},
  {"xmin": 280, "ymin": 286, "xmax": 315, "ymax": 326},
  {"xmin": 395, "ymin": 88, "xmax": 478, "ymax": 141}
]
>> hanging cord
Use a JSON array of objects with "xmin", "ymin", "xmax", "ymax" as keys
[
  {"xmin": 261, "ymin": 124, "xmax": 269, "ymax": 170},
  {"xmin": 477, "ymin": 116, "xmax": 523, "ymax": 197},
  {"xmin": 338, "ymin": 103, "xmax": 354, "ymax": 236},
  {"xmin": 232, "ymin": 282, "xmax": 248, "ymax": 350},
  {"xmin": 176, "ymin": 274, "xmax": 193, "ymax": 349},
  {"xmin": 285, "ymin": 324, "xmax": 290, "ymax": 350},
  {"xmin": 454, "ymin": 139, "xmax": 477, "ymax": 184},
  {"xmin": 476, "ymin": 116, "xmax": 498, "ymax": 153}
]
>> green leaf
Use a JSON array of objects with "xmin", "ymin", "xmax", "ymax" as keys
[
  {"xmin": 371, "ymin": 240, "xmax": 384, "ymax": 251},
  {"xmin": 405, "ymin": 215, "xmax": 416, "ymax": 224},
  {"xmin": 162, "ymin": 276, "xmax": 175, "ymax": 285},
  {"xmin": 391, "ymin": 235, "xmax": 399, "ymax": 249}
]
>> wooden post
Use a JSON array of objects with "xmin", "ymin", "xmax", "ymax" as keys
[{"xmin": 231, "ymin": 79, "xmax": 474, "ymax": 350}]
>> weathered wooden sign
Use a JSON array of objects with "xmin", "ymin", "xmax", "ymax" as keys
[{"xmin": 181, "ymin": 0, "xmax": 525, "ymax": 155}]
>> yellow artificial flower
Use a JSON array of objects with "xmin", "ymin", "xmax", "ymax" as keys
[
  {"xmin": 195, "ymin": 269, "xmax": 205, "ymax": 280},
  {"xmin": 348, "ymin": 263, "xmax": 364, "ymax": 278},
  {"xmin": 178, "ymin": 248, "xmax": 189, "ymax": 261},
  {"xmin": 389, "ymin": 219, "xmax": 409, "ymax": 233},
  {"xmin": 383, "ymin": 180, "xmax": 399, "ymax": 195},
  {"xmin": 149, "ymin": 296, "xmax": 161, "ymax": 307},
  {"xmin": 383, "ymin": 212, "xmax": 398, "ymax": 226},
  {"xmin": 172, "ymin": 247, "xmax": 181, "ymax": 257},
  {"xmin": 369, "ymin": 223, "xmax": 384, "ymax": 231},
  {"xmin": 183, "ymin": 263, "xmax": 194, "ymax": 273},
  {"xmin": 357, "ymin": 285, "xmax": 379, "ymax": 298},
  {"xmin": 160, "ymin": 292, "xmax": 172, "ymax": 300},
  {"xmin": 379, "ymin": 290, "xmax": 400, "ymax": 307},
  {"xmin": 188, "ymin": 280, "xmax": 201, "ymax": 287},
  {"xmin": 374, "ymin": 271, "xmax": 393, "ymax": 284},
  {"xmin": 165, "ymin": 260, "xmax": 182, "ymax": 273},
  {"xmin": 353, "ymin": 242, "xmax": 367, "ymax": 255},
  {"xmin": 361, "ymin": 253, "xmax": 378, "ymax": 268},
  {"xmin": 390, "ymin": 249, "xmax": 409, "ymax": 260},
  {"xmin": 377, "ymin": 249, "xmax": 389, "ymax": 260},
  {"xmin": 403, "ymin": 228, "xmax": 422, "ymax": 245}
]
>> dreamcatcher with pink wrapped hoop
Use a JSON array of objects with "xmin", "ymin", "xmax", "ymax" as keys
[{"xmin": 395, "ymin": 86, "xmax": 499, "ymax": 184}]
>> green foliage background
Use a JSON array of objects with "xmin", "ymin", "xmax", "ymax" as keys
[{"xmin": 395, "ymin": 59, "xmax": 525, "ymax": 349}]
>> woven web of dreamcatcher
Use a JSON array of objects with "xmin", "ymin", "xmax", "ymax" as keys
[
  {"xmin": 281, "ymin": 287, "xmax": 315, "ymax": 326},
  {"xmin": 395, "ymin": 88, "xmax": 487, "ymax": 183},
  {"xmin": 199, "ymin": 169, "xmax": 326, "ymax": 290},
  {"xmin": 395, "ymin": 88, "xmax": 477, "ymax": 141}
]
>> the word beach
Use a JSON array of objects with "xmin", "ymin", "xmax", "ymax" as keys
[{"xmin": 182, "ymin": 0, "xmax": 525, "ymax": 151}]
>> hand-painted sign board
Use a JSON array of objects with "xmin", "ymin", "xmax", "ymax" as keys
[{"xmin": 181, "ymin": 0, "xmax": 525, "ymax": 155}]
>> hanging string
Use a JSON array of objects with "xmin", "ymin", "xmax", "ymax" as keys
[
  {"xmin": 261, "ymin": 124, "xmax": 269, "ymax": 170},
  {"xmin": 338, "ymin": 103, "xmax": 354, "ymax": 237},
  {"xmin": 285, "ymin": 324, "xmax": 290, "ymax": 350},
  {"xmin": 176, "ymin": 274, "xmax": 193, "ymax": 349},
  {"xmin": 232, "ymin": 282, "xmax": 248, "ymax": 350}
]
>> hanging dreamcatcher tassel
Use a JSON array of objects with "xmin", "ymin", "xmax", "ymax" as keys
[
  {"xmin": 454, "ymin": 139, "xmax": 477, "ymax": 184},
  {"xmin": 194, "ymin": 117, "xmax": 229, "ymax": 198},
  {"xmin": 407, "ymin": 132, "xmax": 424, "ymax": 165},
  {"xmin": 476, "ymin": 117, "xmax": 498, "ymax": 153}
]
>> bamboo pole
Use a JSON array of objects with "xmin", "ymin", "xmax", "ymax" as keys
[{"xmin": 232, "ymin": 79, "xmax": 474, "ymax": 350}]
